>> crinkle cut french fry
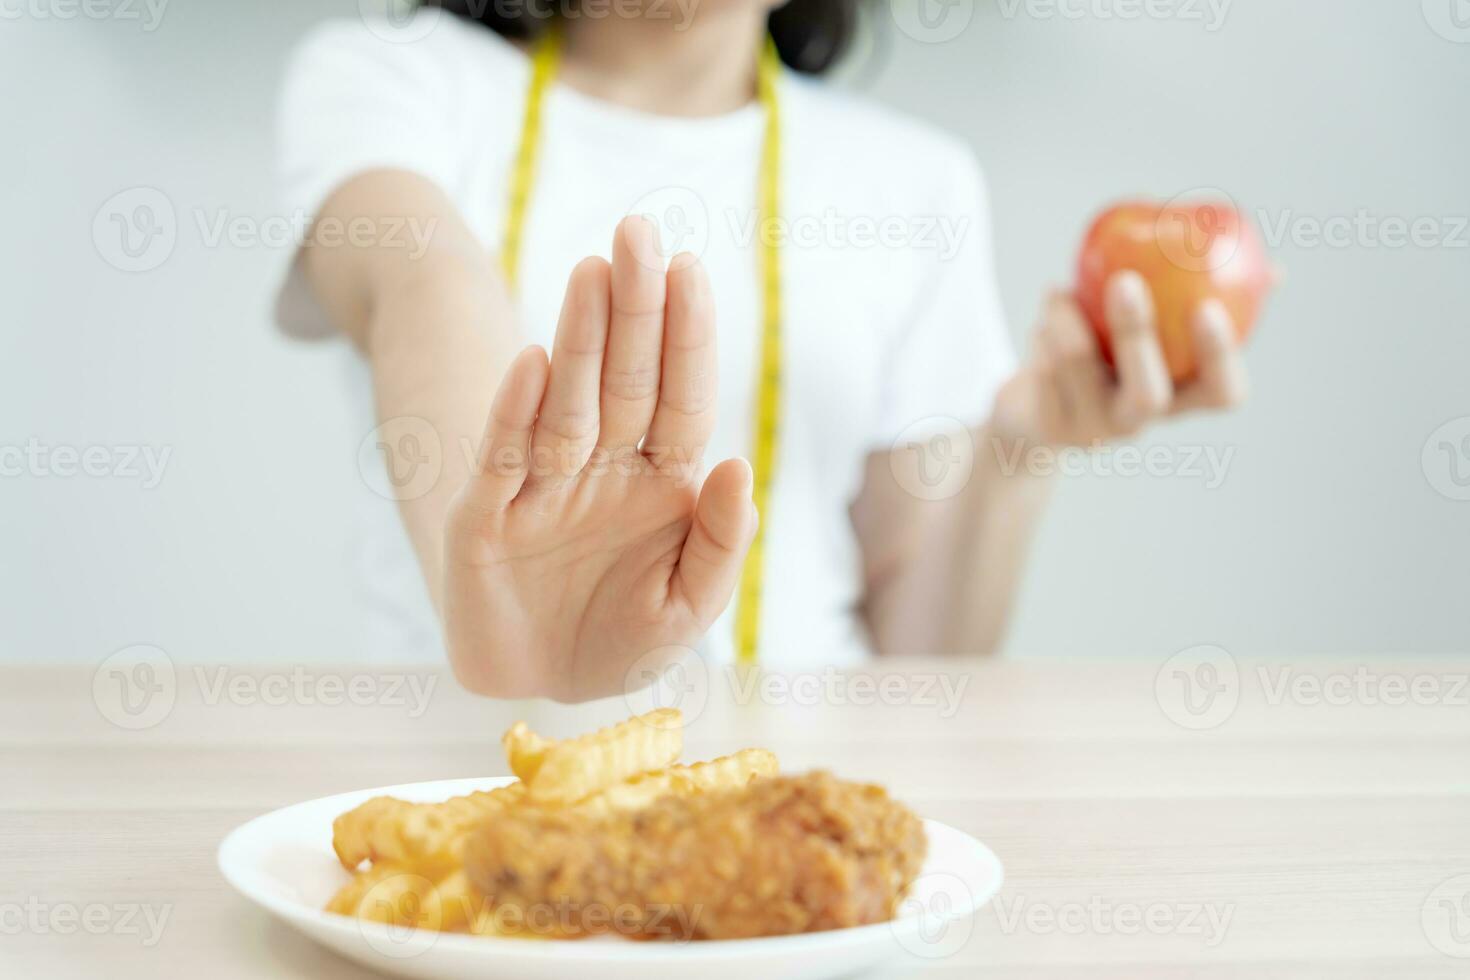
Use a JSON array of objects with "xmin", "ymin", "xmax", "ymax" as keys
[
  {"xmin": 331, "ymin": 783, "xmax": 525, "ymax": 870},
  {"xmin": 331, "ymin": 865, "xmax": 489, "ymax": 933},
  {"xmin": 417, "ymin": 868, "xmax": 481, "ymax": 933},
  {"xmin": 326, "ymin": 861, "xmax": 404, "ymax": 917},
  {"xmin": 326, "ymin": 710, "xmax": 780, "ymax": 941},
  {"xmin": 502, "ymin": 721, "xmax": 555, "ymax": 783},
  {"xmin": 526, "ymin": 709, "xmax": 683, "ymax": 805},
  {"xmin": 570, "ymin": 748, "xmax": 778, "ymax": 817}
]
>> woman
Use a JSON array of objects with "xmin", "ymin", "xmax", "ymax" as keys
[{"xmin": 275, "ymin": 0, "xmax": 1247, "ymax": 701}]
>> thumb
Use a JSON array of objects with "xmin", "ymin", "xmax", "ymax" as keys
[{"xmin": 672, "ymin": 457, "xmax": 757, "ymax": 628}]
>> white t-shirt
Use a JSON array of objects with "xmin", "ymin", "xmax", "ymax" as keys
[{"xmin": 275, "ymin": 13, "xmax": 1016, "ymax": 668}]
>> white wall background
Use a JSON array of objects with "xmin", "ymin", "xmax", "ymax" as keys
[{"xmin": 2, "ymin": 0, "xmax": 1466, "ymax": 665}]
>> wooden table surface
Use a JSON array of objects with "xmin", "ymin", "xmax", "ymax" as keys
[{"xmin": 4, "ymin": 655, "xmax": 1469, "ymax": 979}]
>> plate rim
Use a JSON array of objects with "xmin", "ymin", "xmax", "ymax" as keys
[{"xmin": 217, "ymin": 775, "xmax": 1005, "ymax": 963}]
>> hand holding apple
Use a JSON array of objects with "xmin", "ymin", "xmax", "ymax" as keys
[
  {"xmin": 1076, "ymin": 200, "xmax": 1272, "ymax": 382},
  {"xmin": 991, "ymin": 199, "xmax": 1266, "ymax": 450}
]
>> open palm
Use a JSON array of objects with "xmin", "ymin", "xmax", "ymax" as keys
[{"xmin": 443, "ymin": 217, "xmax": 756, "ymax": 702}]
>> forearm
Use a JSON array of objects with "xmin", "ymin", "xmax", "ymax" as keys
[
  {"xmin": 863, "ymin": 263, "xmax": 1249, "ymax": 655},
  {"xmin": 858, "ymin": 416, "xmax": 1056, "ymax": 657},
  {"xmin": 299, "ymin": 171, "xmax": 522, "ymax": 613},
  {"xmin": 917, "ymin": 423, "xmax": 1055, "ymax": 653},
  {"xmin": 363, "ymin": 258, "xmax": 521, "ymax": 610}
]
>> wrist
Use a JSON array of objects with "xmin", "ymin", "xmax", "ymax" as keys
[{"xmin": 989, "ymin": 366, "xmax": 1057, "ymax": 450}]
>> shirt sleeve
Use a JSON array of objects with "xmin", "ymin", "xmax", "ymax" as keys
[
  {"xmin": 272, "ymin": 16, "xmax": 465, "ymax": 339},
  {"xmin": 870, "ymin": 146, "xmax": 1018, "ymax": 446}
]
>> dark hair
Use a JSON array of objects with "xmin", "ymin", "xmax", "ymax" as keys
[{"xmin": 427, "ymin": 0, "xmax": 859, "ymax": 75}]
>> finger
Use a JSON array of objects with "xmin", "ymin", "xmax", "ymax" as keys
[
  {"xmin": 1030, "ymin": 354, "xmax": 1071, "ymax": 444},
  {"xmin": 991, "ymin": 363, "xmax": 1048, "ymax": 446},
  {"xmin": 463, "ymin": 345, "xmax": 550, "ymax": 512},
  {"xmin": 1105, "ymin": 271, "xmax": 1173, "ymax": 432},
  {"xmin": 1040, "ymin": 291, "xmax": 1109, "ymax": 437},
  {"xmin": 672, "ymin": 457, "xmax": 756, "ymax": 628},
  {"xmin": 598, "ymin": 216, "xmax": 667, "ymax": 450},
  {"xmin": 527, "ymin": 257, "xmax": 611, "ymax": 486},
  {"xmin": 1174, "ymin": 299, "xmax": 1250, "ymax": 412},
  {"xmin": 645, "ymin": 253, "xmax": 716, "ymax": 476}
]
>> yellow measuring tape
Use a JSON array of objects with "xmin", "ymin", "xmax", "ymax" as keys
[
  {"xmin": 503, "ymin": 27, "xmax": 783, "ymax": 666},
  {"xmin": 500, "ymin": 27, "xmax": 563, "ymax": 287}
]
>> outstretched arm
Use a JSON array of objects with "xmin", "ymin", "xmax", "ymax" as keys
[
  {"xmin": 301, "ymin": 185, "xmax": 755, "ymax": 699},
  {"xmin": 300, "ymin": 169, "xmax": 522, "ymax": 608},
  {"xmin": 854, "ymin": 273, "xmax": 1248, "ymax": 656}
]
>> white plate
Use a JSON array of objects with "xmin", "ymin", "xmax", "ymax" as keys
[{"xmin": 219, "ymin": 777, "xmax": 1003, "ymax": 980}]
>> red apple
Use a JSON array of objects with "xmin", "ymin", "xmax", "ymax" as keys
[{"xmin": 1075, "ymin": 200, "xmax": 1272, "ymax": 383}]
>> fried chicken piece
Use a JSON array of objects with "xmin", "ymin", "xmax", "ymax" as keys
[{"xmin": 463, "ymin": 771, "xmax": 927, "ymax": 940}]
